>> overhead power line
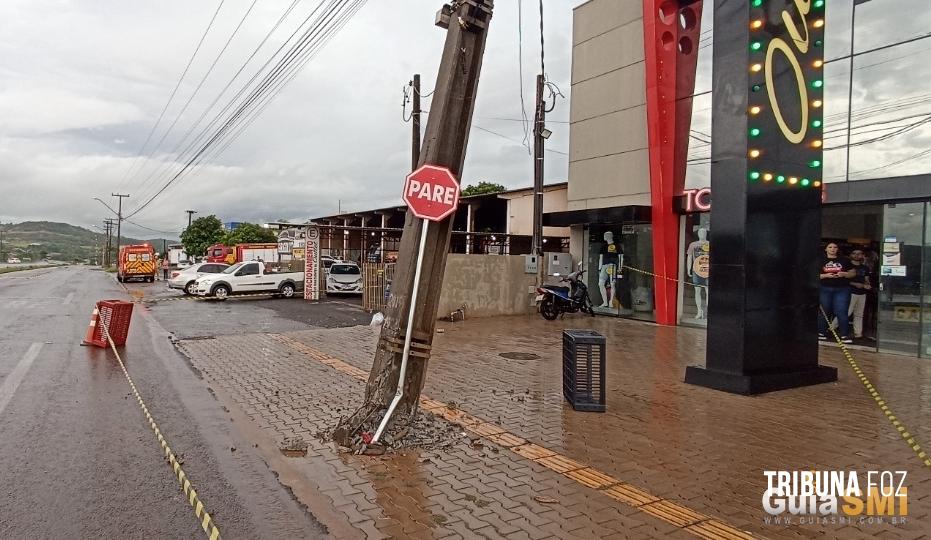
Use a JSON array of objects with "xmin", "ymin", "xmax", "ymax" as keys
[
  {"xmin": 114, "ymin": 0, "xmax": 225, "ymax": 192},
  {"xmin": 130, "ymin": 0, "xmax": 308, "ymax": 207},
  {"xmin": 126, "ymin": 0, "xmax": 365, "ymax": 219},
  {"xmin": 129, "ymin": 0, "xmax": 260, "ymax": 199}
]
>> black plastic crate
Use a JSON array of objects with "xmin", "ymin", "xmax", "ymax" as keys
[{"xmin": 562, "ymin": 329, "xmax": 606, "ymax": 412}]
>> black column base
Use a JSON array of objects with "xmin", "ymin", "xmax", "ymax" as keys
[{"xmin": 684, "ymin": 365, "xmax": 837, "ymax": 395}]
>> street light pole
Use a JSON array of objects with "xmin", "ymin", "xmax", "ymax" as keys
[
  {"xmin": 112, "ymin": 193, "xmax": 129, "ymax": 258},
  {"xmin": 185, "ymin": 210, "xmax": 197, "ymax": 229}
]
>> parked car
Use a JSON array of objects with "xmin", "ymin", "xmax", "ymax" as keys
[
  {"xmin": 6, "ymin": 257, "xmax": 21, "ymax": 264},
  {"xmin": 176, "ymin": 260, "xmax": 192, "ymax": 269},
  {"xmin": 168, "ymin": 262, "xmax": 229, "ymax": 295},
  {"xmin": 194, "ymin": 261, "xmax": 303, "ymax": 300},
  {"xmin": 326, "ymin": 263, "xmax": 363, "ymax": 294}
]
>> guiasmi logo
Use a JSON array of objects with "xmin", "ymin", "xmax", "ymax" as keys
[{"xmin": 763, "ymin": 471, "xmax": 908, "ymax": 526}]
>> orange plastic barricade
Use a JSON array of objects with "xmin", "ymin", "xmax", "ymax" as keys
[{"xmin": 81, "ymin": 300, "xmax": 134, "ymax": 348}]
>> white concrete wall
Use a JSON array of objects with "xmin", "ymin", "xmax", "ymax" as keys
[
  {"xmin": 569, "ymin": 0, "xmax": 651, "ymax": 211},
  {"xmin": 503, "ymin": 188, "xmax": 570, "ymax": 237},
  {"xmin": 438, "ymin": 254, "xmax": 537, "ymax": 318}
]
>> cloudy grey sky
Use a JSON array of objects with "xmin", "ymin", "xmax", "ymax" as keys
[
  {"xmin": 0, "ymin": 0, "xmax": 576, "ymax": 238},
  {"xmin": 3, "ymin": 0, "xmax": 929, "ymax": 238}
]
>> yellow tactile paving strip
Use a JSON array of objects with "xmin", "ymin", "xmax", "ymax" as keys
[{"xmin": 270, "ymin": 333, "xmax": 755, "ymax": 540}]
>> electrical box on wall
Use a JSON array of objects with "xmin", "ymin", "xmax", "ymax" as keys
[
  {"xmin": 524, "ymin": 254, "xmax": 538, "ymax": 274},
  {"xmin": 546, "ymin": 252, "xmax": 571, "ymax": 276}
]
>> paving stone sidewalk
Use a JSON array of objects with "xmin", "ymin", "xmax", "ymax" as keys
[{"xmin": 178, "ymin": 315, "xmax": 931, "ymax": 539}]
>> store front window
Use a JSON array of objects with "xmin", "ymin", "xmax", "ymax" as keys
[
  {"xmin": 678, "ymin": 213, "xmax": 711, "ymax": 327},
  {"xmin": 878, "ymin": 203, "xmax": 925, "ymax": 356},
  {"xmin": 585, "ymin": 223, "xmax": 655, "ymax": 321}
]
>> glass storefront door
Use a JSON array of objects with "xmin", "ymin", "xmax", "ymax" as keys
[
  {"xmin": 922, "ymin": 204, "xmax": 931, "ymax": 358},
  {"xmin": 877, "ymin": 203, "xmax": 925, "ymax": 356}
]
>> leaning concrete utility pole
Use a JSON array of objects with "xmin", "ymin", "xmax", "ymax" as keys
[{"xmin": 334, "ymin": 0, "xmax": 493, "ymax": 447}]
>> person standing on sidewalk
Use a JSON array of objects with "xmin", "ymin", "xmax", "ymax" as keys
[
  {"xmin": 819, "ymin": 243, "xmax": 856, "ymax": 343},
  {"xmin": 848, "ymin": 249, "xmax": 871, "ymax": 340},
  {"xmin": 161, "ymin": 257, "xmax": 170, "ymax": 281}
]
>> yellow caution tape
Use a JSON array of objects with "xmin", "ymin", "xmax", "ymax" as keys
[
  {"xmin": 621, "ymin": 264, "xmax": 708, "ymax": 289},
  {"xmin": 821, "ymin": 307, "xmax": 931, "ymax": 470},
  {"xmin": 622, "ymin": 264, "xmax": 929, "ymax": 471},
  {"xmin": 99, "ymin": 319, "xmax": 222, "ymax": 539}
]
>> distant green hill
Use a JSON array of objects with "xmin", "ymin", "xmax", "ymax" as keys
[{"xmin": 0, "ymin": 221, "xmax": 177, "ymax": 263}]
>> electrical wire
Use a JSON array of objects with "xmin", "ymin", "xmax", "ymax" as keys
[
  {"xmin": 473, "ymin": 125, "xmax": 568, "ymax": 156},
  {"xmin": 129, "ymin": 0, "xmax": 260, "ymax": 200},
  {"xmin": 126, "ymin": 0, "xmax": 349, "ymax": 217},
  {"xmin": 126, "ymin": 0, "xmax": 364, "ymax": 218},
  {"xmin": 114, "ymin": 1, "xmax": 225, "ymax": 192},
  {"xmin": 517, "ymin": 0, "xmax": 532, "ymax": 155},
  {"xmin": 131, "ymin": 0, "xmax": 322, "ymax": 207}
]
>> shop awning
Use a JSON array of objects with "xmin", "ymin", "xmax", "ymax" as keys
[{"xmin": 543, "ymin": 205, "xmax": 651, "ymax": 227}]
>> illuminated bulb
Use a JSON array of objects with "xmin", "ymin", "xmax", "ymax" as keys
[
  {"xmin": 814, "ymin": 0, "xmax": 825, "ymax": 7},
  {"xmin": 812, "ymin": 140, "xmax": 823, "ymax": 148},
  {"xmin": 811, "ymin": 79, "xmax": 824, "ymax": 88},
  {"xmin": 813, "ymin": 20, "xmax": 824, "ymax": 28},
  {"xmin": 751, "ymin": 20, "xmax": 764, "ymax": 29},
  {"xmin": 749, "ymin": 128, "xmax": 761, "ymax": 137},
  {"xmin": 813, "ymin": 59, "xmax": 824, "ymax": 68},
  {"xmin": 814, "ymin": 181, "xmax": 822, "ymax": 187},
  {"xmin": 813, "ymin": 100, "xmax": 823, "ymax": 108},
  {"xmin": 776, "ymin": 175, "xmax": 786, "ymax": 183},
  {"xmin": 801, "ymin": 178, "xmax": 811, "ymax": 187},
  {"xmin": 750, "ymin": 171, "xmax": 761, "ymax": 180},
  {"xmin": 751, "ymin": 63, "xmax": 763, "ymax": 72},
  {"xmin": 752, "ymin": 0, "xmax": 763, "ymax": 6},
  {"xmin": 751, "ymin": 41, "xmax": 763, "ymax": 51},
  {"xmin": 812, "ymin": 119, "xmax": 822, "ymax": 128},
  {"xmin": 749, "ymin": 149, "xmax": 761, "ymax": 158},
  {"xmin": 763, "ymin": 173, "xmax": 773, "ymax": 181},
  {"xmin": 750, "ymin": 106, "xmax": 762, "ymax": 115},
  {"xmin": 789, "ymin": 177, "xmax": 799, "ymax": 184},
  {"xmin": 809, "ymin": 159, "xmax": 822, "ymax": 168}
]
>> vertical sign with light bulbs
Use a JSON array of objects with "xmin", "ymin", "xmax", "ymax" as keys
[
  {"xmin": 747, "ymin": 0, "xmax": 826, "ymax": 190},
  {"xmin": 684, "ymin": 0, "xmax": 837, "ymax": 394}
]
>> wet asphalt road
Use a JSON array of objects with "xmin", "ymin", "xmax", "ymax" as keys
[{"xmin": 0, "ymin": 265, "xmax": 325, "ymax": 538}]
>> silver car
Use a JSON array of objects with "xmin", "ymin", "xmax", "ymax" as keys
[
  {"xmin": 326, "ymin": 263, "xmax": 363, "ymax": 294},
  {"xmin": 168, "ymin": 262, "xmax": 229, "ymax": 295}
]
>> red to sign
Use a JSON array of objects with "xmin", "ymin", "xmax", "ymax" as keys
[{"xmin": 403, "ymin": 164, "xmax": 460, "ymax": 222}]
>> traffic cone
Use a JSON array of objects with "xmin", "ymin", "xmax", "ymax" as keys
[{"xmin": 81, "ymin": 307, "xmax": 102, "ymax": 347}]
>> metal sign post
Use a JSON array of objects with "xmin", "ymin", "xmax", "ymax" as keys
[
  {"xmin": 371, "ymin": 164, "xmax": 460, "ymax": 444},
  {"xmin": 372, "ymin": 220, "xmax": 429, "ymax": 443}
]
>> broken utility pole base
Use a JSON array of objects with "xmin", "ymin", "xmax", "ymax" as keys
[{"xmin": 331, "ymin": 0, "xmax": 493, "ymax": 450}]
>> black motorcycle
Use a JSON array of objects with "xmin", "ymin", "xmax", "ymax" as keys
[{"xmin": 535, "ymin": 264, "xmax": 595, "ymax": 320}]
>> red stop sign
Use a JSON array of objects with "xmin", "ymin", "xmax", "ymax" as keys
[{"xmin": 402, "ymin": 164, "xmax": 460, "ymax": 222}]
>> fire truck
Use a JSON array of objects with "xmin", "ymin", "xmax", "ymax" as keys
[
  {"xmin": 205, "ymin": 243, "xmax": 279, "ymax": 265},
  {"xmin": 118, "ymin": 244, "xmax": 157, "ymax": 283}
]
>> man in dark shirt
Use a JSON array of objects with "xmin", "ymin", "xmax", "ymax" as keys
[
  {"xmin": 819, "ymin": 243, "xmax": 856, "ymax": 343},
  {"xmin": 847, "ymin": 249, "xmax": 871, "ymax": 339}
]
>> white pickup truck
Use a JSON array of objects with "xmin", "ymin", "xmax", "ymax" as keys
[{"xmin": 194, "ymin": 261, "xmax": 303, "ymax": 300}]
